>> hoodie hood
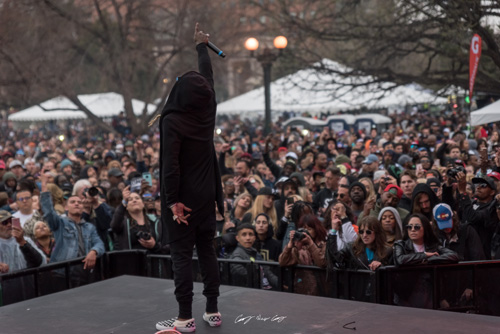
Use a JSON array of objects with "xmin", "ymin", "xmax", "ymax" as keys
[
  {"xmin": 159, "ymin": 70, "xmax": 217, "ymax": 142},
  {"xmin": 410, "ymin": 183, "xmax": 440, "ymax": 214},
  {"xmin": 2, "ymin": 171, "xmax": 16, "ymax": 182},
  {"xmin": 289, "ymin": 172, "xmax": 305, "ymax": 187},
  {"xmin": 378, "ymin": 207, "xmax": 403, "ymax": 234},
  {"xmin": 164, "ymin": 71, "xmax": 213, "ymax": 114}
]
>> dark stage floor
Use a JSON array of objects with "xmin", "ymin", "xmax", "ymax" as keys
[{"xmin": 1, "ymin": 275, "xmax": 499, "ymax": 334}]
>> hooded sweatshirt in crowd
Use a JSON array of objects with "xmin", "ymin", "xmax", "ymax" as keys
[{"xmin": 409, "ymin": 183, "xmax": 440, "ymax": 221}]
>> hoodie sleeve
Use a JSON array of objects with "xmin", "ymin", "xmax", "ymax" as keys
[
  {"xmin": 196, "ymin": 43, "xmax": 214, "ymax": 88},
  {"xmin": 161, "ymin": 117, "xmax": 183, "ymax": 207}
]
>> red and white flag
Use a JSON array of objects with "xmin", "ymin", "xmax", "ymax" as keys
[{"xmin": 469, "ymin": 34, "xmax": 482, "ymax": 99}]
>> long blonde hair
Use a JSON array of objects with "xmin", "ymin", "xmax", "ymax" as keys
[
  {"xmin": 359, "ymin": 177, "xmax": 376, "ymax": 201},
  {"xmin": 246, "ymin": 194, "xmax": 278, "ymax": 234}
]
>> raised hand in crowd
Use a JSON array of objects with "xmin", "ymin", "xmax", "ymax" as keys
[
  {"xmin": 331, "ymin": 214, "xmax": 341, "ymax": 231},
  {"xmin": 140, "ymin": 179, "xmax": 150, "ymax": 195},
  {"xmin": 264, "ymin": 134, "xmax": 272, "ymax": 154},
  {"xmin": 363, "ymin": 196, "xmax": 376, "ymax": 216},
  {"xmin": 456, "ymin": 171, "xmax": 467, "ymax": 194},
  {"xmin": 135, "ymin": 140, "xmax": 145, "ymax": 161},
  {"xmin": 11, "ymin": 224, "xmax": 27, "ymax": 246},
  {"xmin": 122, "ymin": 185, "xmax": 131, "ymax": 203},
  {"xmin": 284, "ymin": 200, "xmax": 293, "ymax": 219}
]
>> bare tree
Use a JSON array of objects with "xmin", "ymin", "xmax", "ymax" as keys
[
  {"xmin": 248, "ymin": 0, "xmax": 500, "ymax": 96},
  {"xmin": 0, "ymin": 0, "xmax": 246, "ymax": 134}
]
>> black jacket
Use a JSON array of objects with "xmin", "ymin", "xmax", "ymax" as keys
[
  {"xmin": 254, "ymin": 224, "xmax": 282, "ymax": 262},
  {"xmin": 398, "ymin": 195, "xmax": 412, "ymax": 213},
  {"xmin": 393, "ymin": 239, "xmax": 459, "ymax": 266},
  {"xmin": 326, "ymin": 237, "xmax": 393, "ymax": 271},
  {"xmin": 312, "ymin": 188, "xmax": 335, "ymax": 214},
  {"xmin": 160, "ymin": 43, "xmax": 224, "ymax": 244},
  {"xmin": 110, "ymin": 203, "xmax": 167, "ymax": 253},
  {"xmin": 229, "ymin": 244, "xmax": 278, "ymax": 289},
  {"xmin": 437, "ymin": 224, "xmax": 485, "ymax": 261},
  {"xmin": 457, "ymin": 193, "xmax": 498, "ymax": 258}
]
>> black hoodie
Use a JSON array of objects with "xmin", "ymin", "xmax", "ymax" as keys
[
  {"xmin": 254, "ymin": 224, "xmax": 282, "ymax": 262},
  {"xmin": 159, "ymin": 43, "xmax": 224, "ymax": 244},
  {"xmin": 409, "ymin": 183, "xmax": 440, "ymax": 221}
]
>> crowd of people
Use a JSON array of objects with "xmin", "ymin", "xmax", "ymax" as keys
[{"xmin": 1, "ymin": 103, "xmax": 499, "ymax": 309}]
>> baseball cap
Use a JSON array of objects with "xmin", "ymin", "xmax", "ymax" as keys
[
  {"xmin": 433, "ymin": 203, "xmax": 453, "ymax": 230},
  {"xmin": 488, "ymin": 172, "xmax": 500, "ymax": 182},
  {"xmin": 258, "ymin": 187, "xmax": 274, "ymax": 196},
  {"xmin": 108, "ymin": 168, "xmax": 124, "ymax": 177},
  {"xmin": 275, "ymin": 176, "xmax": 289, "ymax": 186},
  {"xmin": 362, "ymin": 154, "xmax": 379, "ymax": 165},
  {"xmin": 285, "ymin": 152, "xmax": 298, "ymax": 160},
  {"xmin": 0, "ymin": 210, "xmax": 12, "ymax": 223},
  {"xmin": 0, "ymin": 160, "xmax": 5, "ymax": 170},
  {"xmin": 9, "ymin": 160, "xmax": 24, "ymax": 169},
  {"xmin": 426, "ymin": 178, "xmax": 441, "ymax": 188},
  {"xmin": 384, "ymin": 184, "xmax": 403, "ymax": 199},
  {"xmin": 240, "ymin": 152, "xmax": 252, "ymax": 160},
  {"xmin": 472, "ymin": 176, "xmax": 497, "ymax": 191}
]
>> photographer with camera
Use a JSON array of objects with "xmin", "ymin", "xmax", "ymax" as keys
[
  {"xmin": 110, "ymin": 185, "xmax": 165, "ymax": 253},
  {"xmin": 279, "ymin": 214, "xmax": 327, "ymax": 295},
  {"xmin": 74, "ymin": 179, "xmax": 114, "ymax": 251}
]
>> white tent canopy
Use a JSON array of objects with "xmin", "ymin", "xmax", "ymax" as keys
[
  {"xmin": 470, "ymin": 99, "xmax": 500, "ymax": 126},
  {"xmin": 217, "ymin": 59, "xmax": 447, "ymax": 116},
  {"xmin": 9, "ymin": 92, "xmax": 156, "ymax": 122}
]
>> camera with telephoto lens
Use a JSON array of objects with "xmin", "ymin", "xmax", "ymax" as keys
[
  {"xmin": 447, "ymin": 165, "xmax": 466, "ymax": 179},
  {"xmin": 136, "ymin": 231, "xmax": 151, "ymax": 240},
  {"xmin": 292, "ymin": 228, "xmax": 311, "ymax": 242},
  {"xmin": 83, "ymin": 186, "xmax": 99, "ymax": 197}
]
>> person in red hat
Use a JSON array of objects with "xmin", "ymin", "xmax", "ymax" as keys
[
  {"xmin": 488, "ymin": 171, "xmax": 500, "ymax": 191},
  {"xmin": 358, "ymin": 184, "xmax": 409, "ymax": 223},
  {"xmin": 0, "ymin": 160, "xmax": 6, "ymax": 182}
]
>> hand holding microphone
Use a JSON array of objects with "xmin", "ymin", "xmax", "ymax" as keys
[{"xmin": 194, "ymin": 22, "xmax": 226, "ymax": 58}]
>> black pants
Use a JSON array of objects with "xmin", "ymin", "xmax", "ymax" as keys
[{"xmin": 170, "ymin": 214, "xmax": 220, "ymax": 319}]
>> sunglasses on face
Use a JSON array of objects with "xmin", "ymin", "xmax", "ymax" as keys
[
  {"xmin": 17, "ymin": 196, "xmax": 31, "ymax": 202},
  {"xmin": 1, "ymin": 218, "xmax": 12, "ymax": 226},
  {"xmin": 476, "ymin": 183, "xmax": 489, "ymax": 189},
  {"xmin": 406, "ymin": 224, "xmax": 422, "ymax": 231},
  {"xmin": 359, "ymin": 229, "xmax": 373, "ymax": 235}
]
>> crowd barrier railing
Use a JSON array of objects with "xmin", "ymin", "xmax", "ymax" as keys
[{"xmin": 2, "ymin": 251, "xmax": 500, "ymax": 316}]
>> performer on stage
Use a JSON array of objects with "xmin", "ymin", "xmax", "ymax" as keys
[{"xmin": 156, "ymin": 23, "xmax": 224, "ymax": 333}]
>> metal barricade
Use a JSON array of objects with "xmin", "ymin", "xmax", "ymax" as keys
[
  {"xmin": 2, "ymin": 250, "xmax": 500, "ymax": 316},
  {"xmin": 0, "ymin": 256, "xmax": 105, "ymax": 306}
]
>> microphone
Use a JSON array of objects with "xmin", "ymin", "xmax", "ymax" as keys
[{"xmin": 207, "ymin": 41, "xmax": 226, "ymax": 58}]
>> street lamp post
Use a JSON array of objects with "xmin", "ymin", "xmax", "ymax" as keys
[{"xmin": 245, "ymin": 36, "xmax": 287, "ymax": 135}]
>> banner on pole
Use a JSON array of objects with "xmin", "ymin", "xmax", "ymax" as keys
[{"xmin": 469, "ymin": 34, "xmax": 482, "ymax": 99}]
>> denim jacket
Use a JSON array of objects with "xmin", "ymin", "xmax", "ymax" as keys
[{"xmin": 40, "ymin": 192, "xmax": 105, "ymax": 264}]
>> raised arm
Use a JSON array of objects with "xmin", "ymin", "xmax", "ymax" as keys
[{"xmin": 194, "ymin": 23, "xmax": 214, "ymax": 88}]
